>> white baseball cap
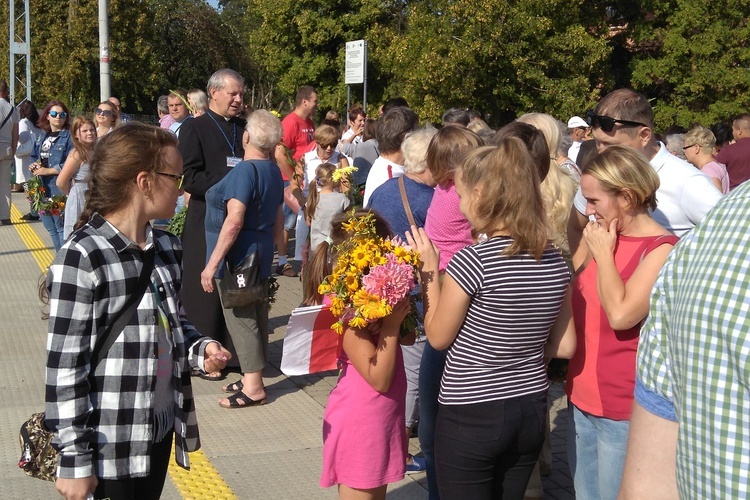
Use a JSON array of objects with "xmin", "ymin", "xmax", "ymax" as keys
[{"xmin": 568, "ymin": 116, "xmax": 588, "ymax": 128}]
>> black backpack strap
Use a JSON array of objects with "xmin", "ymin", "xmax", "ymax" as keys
[{"xmin": 90, "ymin": 248, "xmax": 155, "ymax": 369}]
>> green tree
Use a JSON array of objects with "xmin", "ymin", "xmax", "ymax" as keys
[
  {"xmin": 629, "ymin": 0, "xmax": 750, "ymax": 129},
  {"xmin": 376, "ymin": 0, "xmax": 611, "ymax": 125},
  {"xmin": 240, "ymin": 0, "xmax": 394, "ymax": 116}
]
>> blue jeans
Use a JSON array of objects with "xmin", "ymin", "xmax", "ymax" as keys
[
  {"xmin": 418, "ymin": 342, "xmax": 447, "ymax": 500},
  {"xmin": 567, "ymin": 403, "xmax": 630, "ymax": 500},
  {"xmin": 41, "ymin": 213, "xmax": 65, "ymax": 251}
]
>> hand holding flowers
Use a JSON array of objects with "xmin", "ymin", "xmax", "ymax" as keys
[{"xmin": 318, "ymin": 212, "xmax": 421, "ymax": 335}]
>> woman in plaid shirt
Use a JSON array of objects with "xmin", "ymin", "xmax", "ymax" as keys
[{"xmin": 45, "ymin": 123, "xmax": 231, "ymax": 500}]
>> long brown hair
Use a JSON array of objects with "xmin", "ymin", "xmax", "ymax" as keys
[
  {"xmin": 458, "ymin": 139, "xmax": 549, "ymax": 260},
  {"xmin": 303, "ymin": 210, "xmax": 391, "ymax": 306},
  {"xmin": 70, "ymin": 116, "xmax": 96, "ymax": 165},
  {"xmin": 75, "ymin": 123, "xmax": 178, "ymax": 231}
]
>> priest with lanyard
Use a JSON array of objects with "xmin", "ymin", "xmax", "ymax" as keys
[{"xmin": 177, "ymin": 68, "xmax": 246, "ymax": 379}]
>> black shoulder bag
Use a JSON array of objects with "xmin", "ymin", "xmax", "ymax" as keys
[
  {"xmin": 218, "ymin": 162, "xmax": 269, "ymax": 309},
  {"xmin": 18, "ymin": 249, "xmax": 155, "ymax": 481}
]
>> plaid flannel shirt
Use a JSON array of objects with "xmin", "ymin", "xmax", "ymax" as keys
[
  {"xmin": 45, "ymin": 214, "xmax": 211, "ymax": 480},
  {"xmin": 637, "ymin": 182, "xmax": 750, "ymax": 498}
]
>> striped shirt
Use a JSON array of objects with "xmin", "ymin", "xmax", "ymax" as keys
[{"xmin": 441, "ymin": 236, "xmax": 570, "ymax": 405}]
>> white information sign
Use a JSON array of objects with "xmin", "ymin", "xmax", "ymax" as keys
[{"xmin": 345, "ymin": 40, "xmax": 366, "ymax": 85}]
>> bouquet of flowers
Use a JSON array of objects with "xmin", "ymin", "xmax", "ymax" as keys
[
  {"xmin": 24, "ymin": 177, "xmax": 67, "ymax": 217},
  {"xmin": 318, "ymin": 212, "xmax": 421, "ymax": 335}
]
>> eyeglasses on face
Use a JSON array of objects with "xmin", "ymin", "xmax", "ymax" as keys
[
  {"xmin": 682, "ymin": 144, "xmax": 697, "ymax": 150},
  {"xmin": 95, "ymin": 108, "xmax": 113, "ymax": 117},
  {"xmin": 156, "ymin": 171, "xmax": 184, "ymax": 189},
  {"xmin": 48, "ymin": 110, "xmax": 68, "ymax": 119},
  {"xmin": 585, "ymin": 110, "xmax": 647, "ymax": 133}
]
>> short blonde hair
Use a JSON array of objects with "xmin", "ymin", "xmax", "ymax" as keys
[
  {"xmin": 583, "ymin": 146, "xmax": 659, "ymax": 212},
  {"xmin": 313, "ymin": 125, "xmax": 339, "ymax": 147},
  {"xmin": 402, "ymin": 127, "xmax": 437, "ymax": 174},
  {"xmin": 684, "ymin": 125, "xmax": 716, "ymax": 154},
  {"xmin": 427, "ymin": 126, "xmax": 483, "ymax": 186}
]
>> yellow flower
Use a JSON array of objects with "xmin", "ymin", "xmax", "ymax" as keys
[
  {"xmin": 351, "ymin": 245, "xmax": 371, "ymax": 269},
  {"xmin": 330, "ymin": 297, "xmax": 345, "ymax": 317},
  {"xmin": 332, "ymin": 321, "xmax": 344, "ymax": 335},
  {"xmin": 318, "ymin": 282, "xmax": 332, "ymax": 295},
  {"xmin": 349, "ymin": 315, "xmax": 368, "ymax": 329},
  {"xmin": 345, "ymin": 273, "xmax": 360, "ymax": 292},
  {"xmin": 352, "ymin": 289, "xmax": 392, "ymax": 320}
]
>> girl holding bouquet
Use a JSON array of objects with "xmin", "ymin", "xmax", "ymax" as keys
[
  {"xmin": 317, "ymin": 210, "xmax": 417, "ymax": 499},
  {"xmin": 406, "ymin": 138, "xmax": 577, "ymax": 499}
]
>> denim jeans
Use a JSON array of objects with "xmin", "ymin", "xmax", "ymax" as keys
[
  {"xmin": 418, "ymin": 342, "xmax": 446, "ymax": 500},
  {"xmin": 435, "ymin": 392, "xmax": 547, "ymax": 500},
  {"xmin": 41, "ymin": 213, "xmax": 65, "ymax": 251},
  {"xmin": 567, "ymin": 403, "xmax": 630, "ymax": 500}
]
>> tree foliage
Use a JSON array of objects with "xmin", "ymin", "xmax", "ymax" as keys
[
  {"xmin": 2, "ymin": 0, "xmax": 749, "ymax": 128},
  {"xmin": 629, "ymin": 0, "xmax": 750, "ymax": 128}
]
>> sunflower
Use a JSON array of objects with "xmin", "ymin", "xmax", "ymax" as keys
[{"xmin": 352, "ymin": 289, "xmax": 392, "ymax": 320}]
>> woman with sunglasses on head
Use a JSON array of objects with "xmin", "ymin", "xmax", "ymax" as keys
[
  {"xmin": 46, "ymin": 123, "xmax": 231, "ymax": 500},
  {"xmin": 94, "ymin": 101, "xmax": 120, "ymax": 138},
  {"xmin": 57, "ymin": 116, "xmax": 97, "ymax": 239},
  {"xmin": 29, "ymin": 101, "xmax": 73, "ymax": 251}
]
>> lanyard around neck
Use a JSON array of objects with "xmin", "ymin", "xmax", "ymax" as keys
[{"xmin": 207, "ymin": 111, "xmax": 237, "ymax": 157}]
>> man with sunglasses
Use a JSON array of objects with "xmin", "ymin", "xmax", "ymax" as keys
[
  {"xmin": 0, "ymin": 81, "xmax": 19, "ymax": 225},
  {"xmin": 568, "ymin": 89, "xmax": 722, "ymax": 268}
]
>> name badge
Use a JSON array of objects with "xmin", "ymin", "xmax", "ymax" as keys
[{"xmin": 227, "ymin": 156, "xmax": 242, "ymax": 168}]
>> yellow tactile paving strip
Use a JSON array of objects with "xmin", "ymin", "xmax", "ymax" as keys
[{"xmin": 10, "ymin": 204, "xmax": 237, "ymax": 499}]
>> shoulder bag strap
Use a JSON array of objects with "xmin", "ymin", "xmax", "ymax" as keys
[
  {"xmin": 0, "ymin": 107, "xmax": 12, "ymax": 131},
  {"xmin": 398, "ymin": 175, "xmax": 418, "ymax": 229},
  {"xmin": 90, "ymin": 248, "xmax": 155, "ymax": 369}
]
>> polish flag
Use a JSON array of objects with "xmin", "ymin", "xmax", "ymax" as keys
[{"xmin": 281, "ymin": 305, "xmax": 341, "ymax": 376}]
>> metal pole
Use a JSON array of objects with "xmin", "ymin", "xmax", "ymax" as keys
[
  {"xmin": 99, "ymin": 0, "xmax": 110, "ymax": 101},
  {"xmin": 363, "ymin": 41, "xmax": 368, "ymax": 114},
  {"xmin": 24, "ymin": 0, "xmax": 30, "ymax": 101},
  {"xmin": 347, "ymin": 86, "xmax": 350, "ymax": 116},
  {"xmin": 9, "ymin": 0, "xmax": 15, "ymax": 104}
]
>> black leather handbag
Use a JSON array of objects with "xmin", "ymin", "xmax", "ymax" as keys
[
  {"xmin": 218, "ymin": 163, "xmax": 268, "ymax": 309},
  {"xmin": 219, "ymin": 251, "xmax": 268, "ymax": 309}
]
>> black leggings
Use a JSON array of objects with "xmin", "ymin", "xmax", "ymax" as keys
[
  {"xmin": 94, "ymin": 433, "xmax": 173, "ymax": 500},
  {"xmin": 435, "ymin": 392, "xmax": 547, "ymax": 500}
]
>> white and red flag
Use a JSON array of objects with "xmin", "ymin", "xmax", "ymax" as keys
[{"xmin": 281, "ymin": 305, "xmax": 341, "ymax": 376}]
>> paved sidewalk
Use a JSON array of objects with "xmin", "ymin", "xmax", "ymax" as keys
[{"xmin": 0, "ymin": 193, "xmax": 574, "ymax": 499}]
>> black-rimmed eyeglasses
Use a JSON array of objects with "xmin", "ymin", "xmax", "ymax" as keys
[
  {"xmin": 585, "ymin": 110, "xmax": 648, "ymax": 133},
  {"xmin": 156, "ymin": 171, "xmax": 184, "ymax": 189}
]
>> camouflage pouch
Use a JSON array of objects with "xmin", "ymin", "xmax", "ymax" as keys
[{"xmin": 18, "ymin": 412, "xmax": 58, "ymax": 481}]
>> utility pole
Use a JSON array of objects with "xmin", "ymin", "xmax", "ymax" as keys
[
  {"xmin": 99, "ymin": 0, "xmax": 110, "ymax": 101},
  {"xmin": 9, "ymin": 0, "xmax": 32, "ymax": 105}
]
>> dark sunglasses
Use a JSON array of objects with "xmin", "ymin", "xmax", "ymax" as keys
[
  {"xmin": 585, "ymin": 110, "xmax": 647, "ymax": 133},
  {"xmin": 156, "ymin": 171, "xmax": 184, "ymax": 189},
  {"xmin": 48, "ymin": 110, "xmax": 68, "ymax": 119},
  {"xmin": 95, "ymin": 108, "xmax": 113, "ymax": 117}
]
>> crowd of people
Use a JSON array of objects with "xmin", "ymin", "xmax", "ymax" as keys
[{"xmin": 2, "ymin": 71, "xmax": 750, "ymax": 500}]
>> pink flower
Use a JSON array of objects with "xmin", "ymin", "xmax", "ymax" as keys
[{"xmin": 362, "ymin": 253, "xmax": 416, "ymax": 306}]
